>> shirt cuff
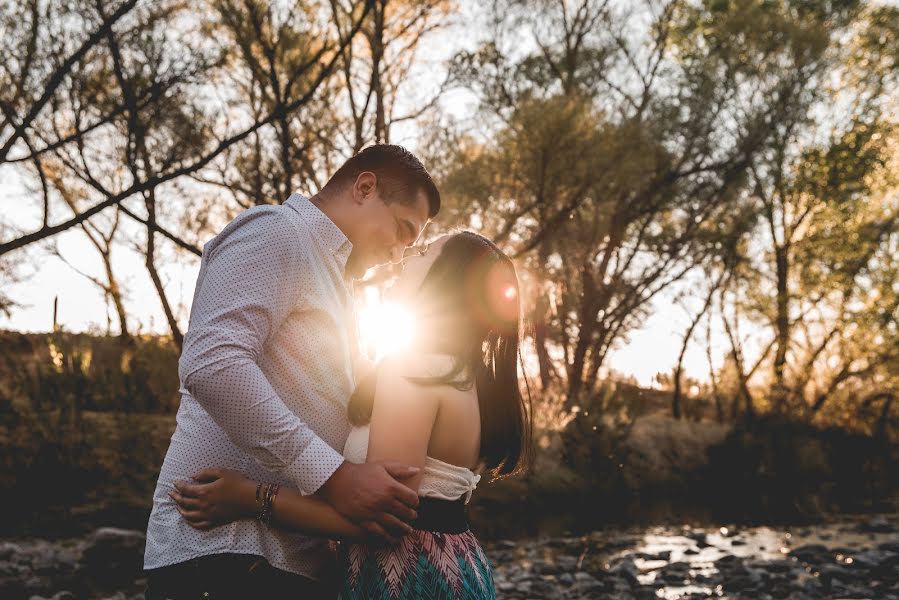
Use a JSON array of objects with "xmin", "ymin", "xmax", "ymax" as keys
[{"xmin": 288, "ymin": 436, "xmax": 346, "ymax": 495}]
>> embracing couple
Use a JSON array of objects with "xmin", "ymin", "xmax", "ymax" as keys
[{"xmin": 142, "ymin": 144, "xmax": 532, "ymax": 599}]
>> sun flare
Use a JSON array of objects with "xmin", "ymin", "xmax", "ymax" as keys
[{"xmin": 357, "ymin": 299, "xmax": 416, "ymax": 360}]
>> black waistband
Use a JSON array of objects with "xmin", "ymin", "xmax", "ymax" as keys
[{"xmin": 411, "ymin": 497, "xmax": 469, "ymax": 534}]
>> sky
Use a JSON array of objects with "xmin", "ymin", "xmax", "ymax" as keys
[{"xmin": 0, "ymin": 1, "xmax": 742, "ymax": 388}]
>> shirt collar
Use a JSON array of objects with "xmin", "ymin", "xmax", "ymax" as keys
[{"xmin": 286, "ymin": 193, "xmax": 354, "ymax": 270}]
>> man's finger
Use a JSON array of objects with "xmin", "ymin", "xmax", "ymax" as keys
[
  {"xmin": 385, "ymin": 498, "xmax": 417, "ymax": 523},
  {"xmin": 175, "ymin": 504, "xmax": 209, "ymax": 522},
  {"xmin": 383, "ymin": 462, "xmax": 420, "ymax": 480},
  {"xmin": 192, "ymin": 468, "xmax": 221, "ymax": 483},
  {"xmin": 169, "ymin": 491, "xmax": 203, "ymax": 510},
  {"xmin": 377, "ymin": 512, "xmax": 413, "ymax": 537},
  {"xmin": 173, "ymin": 481, "xmax": 204, "ymax": 498},
  {"xmin": 363, "ymin": 521, "xmax": 398, "ymax": 545},
  {"xmin": 390, "ymin": 481, "xmax": 420, "ymax": 509}
]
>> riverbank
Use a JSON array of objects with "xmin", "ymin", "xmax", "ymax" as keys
[{"xmin": 2, "ymin": 514, "xmax": 896, "ymax": 599}]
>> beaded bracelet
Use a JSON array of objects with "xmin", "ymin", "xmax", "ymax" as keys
[{"xmin": 256, "ymin": 482, "xmax": 280, "ymax": 525}]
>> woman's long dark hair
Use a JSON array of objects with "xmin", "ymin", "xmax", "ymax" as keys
[{"xmin": 347, "ymin": 231, "xmax": 532, "ymax": 479}]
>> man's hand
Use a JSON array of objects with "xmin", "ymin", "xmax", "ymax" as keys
[{"xmin": 318, "ymin": 461, "xmax": 420, "ymax": 542}]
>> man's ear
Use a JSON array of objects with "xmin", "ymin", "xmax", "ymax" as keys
[{"xmin": 353, "ymin": 171, "xmax": 378, "ymax": 204}]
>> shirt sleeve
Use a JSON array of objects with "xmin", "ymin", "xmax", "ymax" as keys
[{"xmin": 179, "ymin": 207, "xmax": 345, "ymax": 495}]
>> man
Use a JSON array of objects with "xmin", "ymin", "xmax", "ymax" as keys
[{"xmin": 144, "ymin": 145, "xmax": 440, "ymax": 598}]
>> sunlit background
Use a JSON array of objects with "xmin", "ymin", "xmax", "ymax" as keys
[{"xmin": 356, "ymin": 289, "xmax": 416, "ymax": 360}]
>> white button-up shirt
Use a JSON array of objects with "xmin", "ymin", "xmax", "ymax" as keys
[{"xmin": 144, "ymin": 194, "xmax": 356, "ymax": 579}]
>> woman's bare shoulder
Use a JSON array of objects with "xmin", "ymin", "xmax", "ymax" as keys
[{"xmin": 378, "ymin": 351, "xmax": 462, "ymax": 382}]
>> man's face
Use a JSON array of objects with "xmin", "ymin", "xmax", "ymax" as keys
[{"xmin": 347, "ymin": 174, "xmax": 431, "ymax": 277}]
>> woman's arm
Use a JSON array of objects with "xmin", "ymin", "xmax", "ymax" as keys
[
  {"xmin": 270, "ymin": 488, "xmax": 366, "ymax": 538},
  {"xmin": 171, "ymin": 468, "xmax": 366, "ymax": 539},
  {"xmin": 365, "ymin": 357, "xmax": 441, "ymax": 495}
]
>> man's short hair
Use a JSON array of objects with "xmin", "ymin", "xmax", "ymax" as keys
[{"xmin": 324, "ymin": 144, "xmax": 440, "ymax": 218}]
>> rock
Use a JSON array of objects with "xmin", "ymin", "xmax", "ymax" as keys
[
  {"xmin": 634, "ymin": 587, "xmax": 658, "ymax": 600},
  {"xmin": 790, "ymin": 544, "xmax": 830, "ymax": 564},
  {"xmin": 51, "ymin": 593, "xmax": 76, "ymax": 600},
  {"xmin": 714, "ymin": 554, "xmax": 742, "ymax": 567},
  {"xmin": 757, "ymin": 559, "xmax": 795, "ymax": 574},
  {"xmin": 529, "ymin": 580, "xmax": 561, "ymax": 598},
  {"xmin": 610, "ymin": 558, "xmax": 639, "ymax": 587},
  {"xmin": 858, "ymin": 516, "xmax": 896, "ymax": 533},
  {"xmin": 846, "ymin": 549, "xmax": 886, "ymax": 569},
  {"xmin": 24, "ymin": 575, "xmax": 52, "ymax": 596},
  {"xmin": 722, "ymin": 573, "xmax": 762, "ymax": 592},
  {"xmin": 0, "ymin": 542, "xmax": 24, "ymax": 562},
  {"xmin": 878, "ymin": 541, "xmax": 899, "ymax": 554},
  {"xmin": 870, "ymin": 552, "xmax": 899, "ymax": 579},
  {"xmin": 558, "ymin": 573, "xmax": 574, "ymax": 585},
  {"xmin": 80, "ymin": 528, "xmax": 146, "ymax": 588},
  {"xmin": 533, "ymin": 559, "xmax": 558, "ymax": 575},
  {"xmin": 641, "ymin": 550, "xmax": 671, "ymax": 561},
  {"xmin": 573, "ymin": 571, "xmax": 597, "ymax": 584},
  {"xmin": 687, "ymin": 531, "xmax": 709, "ymax": 546},
  {"xmin": 556, "ymin": 555, "xmax": 579, "ymax": 572}
]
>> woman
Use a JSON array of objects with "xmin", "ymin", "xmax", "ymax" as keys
[{"xmin": 171, "ymin": 231, "xmax": 532, "ymax": 599}]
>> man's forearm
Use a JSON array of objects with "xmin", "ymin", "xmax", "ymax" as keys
[{"xmin": 185, "ymin": 356, "xmax": 345, "ymax": 494}]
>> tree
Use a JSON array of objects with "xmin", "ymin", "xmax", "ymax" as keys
[
  {"xmin": 0, "ymin": 0, "xmax": 374, "ymax": 259},
  {"xmin": 442, "ymin": 0, "xmax": 845, "ymax": 409},
  {"xmin": 731, "ymin": 3, "xmax": 899, "ymax": 416}
]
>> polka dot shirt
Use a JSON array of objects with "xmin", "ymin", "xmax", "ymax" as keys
[{"xmin": 144, "ymin": 194, "xmax": 356, "ymax": 579}]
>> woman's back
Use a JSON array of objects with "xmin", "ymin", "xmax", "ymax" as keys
[
  {"xmin": 337, "ymin": 353, "xmax": 496, "ymax": 599},
  {"xmin": 342, "ymin": 353, "xmax": 483, "ymax": 502},
  {"xmin": 418, "ymin": 353, "xmax": 482, "ymax": 471}
]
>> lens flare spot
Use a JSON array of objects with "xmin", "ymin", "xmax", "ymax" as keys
[{"xmin": 358, "ymin": 301, "xmax": 415, "ymax": 359}]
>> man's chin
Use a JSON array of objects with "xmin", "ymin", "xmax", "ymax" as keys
[{"xmin": 346, "ymin": 260, "xmax": 375, "ymax": 280}]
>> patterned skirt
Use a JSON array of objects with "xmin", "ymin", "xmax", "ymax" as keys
[{"xmin": 337, "ymin": 529, "xmax": 496, "ymax": 599}]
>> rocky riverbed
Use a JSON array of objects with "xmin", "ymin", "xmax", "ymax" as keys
[
  {"xmin": 1, "ymin": 515, "xmax": 897, "ymax": 599},
  {"xmin": 487, "ymin": 514, "xmax": 899, "ymax": 599}
]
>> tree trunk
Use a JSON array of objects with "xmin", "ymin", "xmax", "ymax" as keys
[
  {"xmin": 101, "ymin": 247, "xmax": 130, "ymax": 341},
  {"xmin": 705, "ymin": 313, "xmax": 724, "ymax": 422},
  {"xmin": 722, "ymin": 310, "xmax": 755, "ymax": 422},
  {"xmin": 144, "ymin": 191, "xmax": 183, "ymax": 349},
  {"xmin": 533, "ymin": 241, "xmax": 555, "ymax": 390},
  {"xmin": 533, "ymin": 290, "xmax": 554, "ymax": 390},
  {"xmin": 565, "ymin": 266, "xmax": 597, "ymax": 407},
  {"xmin": 370, "ymin": 0, "xmax": 387, "ymax": 143},
  {"xmin": 772, "ymin": 245, "xmax": 790, "ymax": 410},
  {"xmin": 673, "ymin": 278, "xmax": 720, "ymax": 419}
]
